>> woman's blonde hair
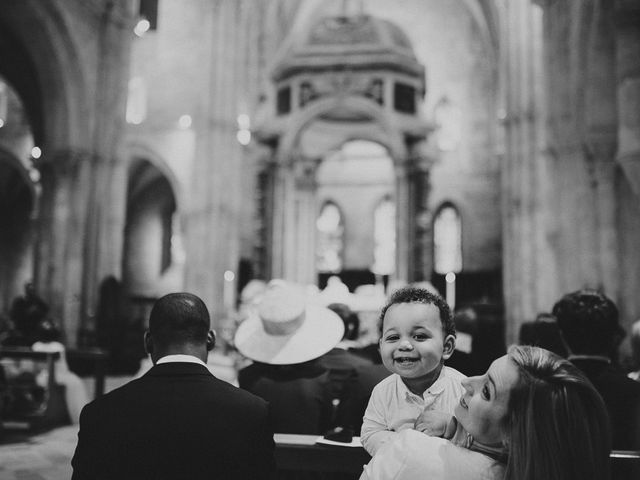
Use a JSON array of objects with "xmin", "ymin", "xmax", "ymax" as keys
[{"xmin": 504, "ymin": 345, "xmax": 611, "ymax": 480}]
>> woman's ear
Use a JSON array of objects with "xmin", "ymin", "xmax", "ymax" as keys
[{"xmin": 442, "ymin": 334, "xmax": 456, "ymax": 360}]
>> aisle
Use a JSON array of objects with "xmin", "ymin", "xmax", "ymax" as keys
[{"xmin": 0, "ymin": 425, "xmax": 77, "ymax": 480}]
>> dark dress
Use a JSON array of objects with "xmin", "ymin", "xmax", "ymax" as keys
[
  {"xmin": 72, "ymin": 362, "xmax": 275, "ymax": 480},
  {"xmin": 239, "ymin": 360, "xmax": 335, "ymax": 434}
]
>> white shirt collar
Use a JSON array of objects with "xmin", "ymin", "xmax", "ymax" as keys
[
  {"xmin": 398, "ymin": 366, "xmax": 447, "ymax": 400},
  {"xmin": 156, "ymin": 354, "xmax": 207, "ymax": 367}
]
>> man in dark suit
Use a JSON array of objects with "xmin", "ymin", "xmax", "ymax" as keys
[
  {"xmin": 71, "ymin": 292, "xmax": 275, "ymax": 480},
  {"xmin": 553, "ymin": 289, "xmax": 640, "ymax": 455}
]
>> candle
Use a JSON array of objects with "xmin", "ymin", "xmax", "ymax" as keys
[
  {"xmin": 223, "ymin": 270, "xmax": 236, "ymax": 312},
  {"xmin": 445, "ymin": 272, "xmax": 456, "ymax": 311}
]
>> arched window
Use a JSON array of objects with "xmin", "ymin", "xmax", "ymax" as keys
[
  {"xmin": 433, "ymin": 204, "xmax": 462, "ymax": 274},
  {"xmin": 372, "ymin": 196, "xmax": 395, "ymax": 276},
  {"xmin": 316, "ymin": 201, "xmax": 343, "ymax": 273}
]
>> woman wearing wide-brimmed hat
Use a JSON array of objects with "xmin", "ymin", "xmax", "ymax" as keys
[{"xmin": 235, "ymin": 281, "xmax": 345, "ymax": 435}]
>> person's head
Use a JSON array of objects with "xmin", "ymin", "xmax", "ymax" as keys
[
  {"xmin": 378, "ymin": 287, "xmax": 455, "ymax": 392},
  {"xmin": 144, "ymin": 292, "xmax": 215, "ymax": 364},
  {"xmin": 24, "ymin": 282, "xmax": 36, "ymax": 297},
  {"xmin": 552, "ymin": 289, "xmax": 622, "ymax": 357},
  {"xmin": 327, "ymin": 303, "xmax": 359, "ymax": 341},
  {"xmin": 35, "ymin": 319, "xmax": 61, "ymax": 343},
  {"xmin": 234, "ymin": 281, "xmax": 344, "ymax": 365},
  {"xmin": 455, "ymin": 345, "xmax": 610, "ymax": 480},
  {"xmin": 518, "ymin": 316, "xmax": 568, "ymax": 358}
]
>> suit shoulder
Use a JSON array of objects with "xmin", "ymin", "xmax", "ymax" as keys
[{"xmin": 213, "ymin": 376, "xmax": 270, "ymax": 410}]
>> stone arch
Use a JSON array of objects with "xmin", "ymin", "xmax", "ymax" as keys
[
  {"xmin": 0, "ymin": 1, "xmax": 88, "ymax": 149},
  {"xmin": 278, "ymin": 95, "xmax": 407, "ymax": 162},
  {"xmin": 0, "ymin": 147, "xmax": 39, "ymax": 310},
  {"xmin": 121, "ymin": 143, "xmax": 184, "ymax": 298},
  {"xmin": 123, "ymin": 142, "xmax": 184, "ymax": 215}
]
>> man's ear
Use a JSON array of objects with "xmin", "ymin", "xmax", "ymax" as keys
[
  {"xmin": 442, "ymin": 334, "xmax": 456, "ymax": 360},
  {"xmin": 206, "ymin": 330, "xmax": 216, "ymax": 351},
  {"xmin": 143, "ymin": 330, "xmax": 153, "ymax": 355}
]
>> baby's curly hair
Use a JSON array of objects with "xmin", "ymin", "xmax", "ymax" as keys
[{"xmin": 378, "ymin": 286, "xmax": 455, "ymax": 338}]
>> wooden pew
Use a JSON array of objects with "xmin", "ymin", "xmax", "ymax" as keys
[
  {"xmin": 274, "ymin": 434, "xmax": 640, "ymax": 479},
  {"xmin": 0, "ymin": 347, "xmax": 69, "ymax": 430}
]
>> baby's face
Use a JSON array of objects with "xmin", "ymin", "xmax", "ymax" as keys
[{"xmin": 379, "ymin": 302, "xmax": 452, "ymax": 380}]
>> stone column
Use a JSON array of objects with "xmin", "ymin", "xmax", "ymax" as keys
[
  {"xmin": 269, "ymin": 154, "xmax": 296, "ymax": 281},
  {"xmin": 293, "ymin": 156, "xmax": 320, "ymax": 285},
  {"xmin": 253, "ymin": 147, "xmax": 277, "ymax": 280},
  {"xmin": 184, "ymin": 0, "xmax": 250, "ymax": 322},
  {"xmin": 614, "ymin": 1, "xmax": 640, "ymax": 195},
  {"xmin": 35, "ymin": 148, "xmax": 94, "ymax": 346},
  {"xmin": 501, "ymin": 0, "xmax": 548, "ymax": 343},
  {"xmin": 407, "ymin": 149, "xmax": 435, "ymax": 283},
  {"xmin": 394, "ymin": 161, "xmax": 410, "ymax": 283}
]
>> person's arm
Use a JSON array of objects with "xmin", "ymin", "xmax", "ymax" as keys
[
  {"xmin": 360, "ymin": 430, "xmax": 434, "ymax": 480},
  {"xmin": 413, "ymin": 410, "xmax": 457, "ymax": 437},
  {"xmin": 360, "ymin": 389, "xmax": 397, "ymax": 455}
]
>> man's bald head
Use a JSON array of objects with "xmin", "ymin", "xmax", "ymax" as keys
[{"xmin": 149, "ymin": 293, "xmax": 210, "ymax": 349}]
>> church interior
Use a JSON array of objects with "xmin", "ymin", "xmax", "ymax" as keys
[{"xmin": 0, "ymin": 0, "xmax": 639, "ymax": 477}]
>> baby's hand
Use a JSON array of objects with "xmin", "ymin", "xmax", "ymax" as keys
[{"xmin": 413, "ymin": 410, "xmax": 453, "ymax": 437}]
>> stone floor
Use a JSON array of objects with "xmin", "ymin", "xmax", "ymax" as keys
[
  {"xmin": 0, "ymin": 376, "xmax": 132, "ymax": 480},
  {"xmin": 0, "ymin": 425, "xmax": 77, "ymax": 480}
]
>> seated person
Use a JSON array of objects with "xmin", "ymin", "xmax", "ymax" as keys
[
  {"xmin": 361, "ymin": 287, "xmax": 465, "ymax": 455},
  {"xmin": 360, "ymin": 346, "xmax": 611, "ymax": 480},
  {"xmin": 552, "ymin": 289, "xmax": 640, "ymax": 451},
  {"xmin": 7, "ymin": 282, "xmax": 49, "ymax": 347},
  {"xmin": 518, "ymin": 312, "xmax": 568, "ymax": 358},
  {"xmin": 319, "ymin": 303, "xmax": 373, "ymax": 420},
  {"xmin": 32, "ymin": 320, "xmax": 89, "ymax": 424},
  {"xmin": 235, "ymin": 282, "xmax": 345, "ymax": 434}
]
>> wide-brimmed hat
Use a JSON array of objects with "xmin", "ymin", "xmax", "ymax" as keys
[{"xmin": 234, "ymin": 282, "xmax": 344, "ymax": 365}]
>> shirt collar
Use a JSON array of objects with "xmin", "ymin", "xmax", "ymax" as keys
[
  {"xmin": 398, "ymin": 366, "xmax": 447, "ymax": 400},
  {"xmin": 156, "ymin": 354, "xmax": 207, "ymax": 367}
]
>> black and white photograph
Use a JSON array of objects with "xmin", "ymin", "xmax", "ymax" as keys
[{"xmin": 0, "ymin": 0, "xmax": 639, "ymax": 478}]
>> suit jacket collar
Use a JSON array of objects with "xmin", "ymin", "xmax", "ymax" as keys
[{"xmin": 146, "ymin": 361, "xmax": 213, "ymax": 377}]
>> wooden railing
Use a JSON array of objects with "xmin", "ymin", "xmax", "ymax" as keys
[{"xmin": 0, "ymin": 347, "xmax": 108, "ymax": 431}]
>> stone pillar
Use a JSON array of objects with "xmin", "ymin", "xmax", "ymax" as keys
[
  {"xmin": 614, "ymin": 1, "xmax": 640, "ymax": 195},
  {"xmin": 35, "ymin": 148, "xmax": 94, "ymax": 346},
  {"xmin": 253, "ymin": 147, "xmax": 277, "ymax": 280},
  {"xmin": 407, "ymin": 150, "xmax": 434, "ymax": 282},
  {"xmin": 184, "ymin": 0, "xmax": 250, "ymax": 322},
  {"xmin": 292, "ymin": 156, "xmax": 320, "ymax": 285},
  {"xmin": 501, "ymin": 0, "xmax": 548, "ymax": 343},
  {"xmin": 394, "ymin": 161, "xmax": 410, "ymax": 283}
]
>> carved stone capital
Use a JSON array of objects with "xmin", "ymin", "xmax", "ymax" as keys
[
  {"xmin": 294, "ymin": 156, "xmax": 321, "ymax": 190},
  {"xmin": 35, "ymin": 148, "xmax": 98, "ymax": 176}
]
